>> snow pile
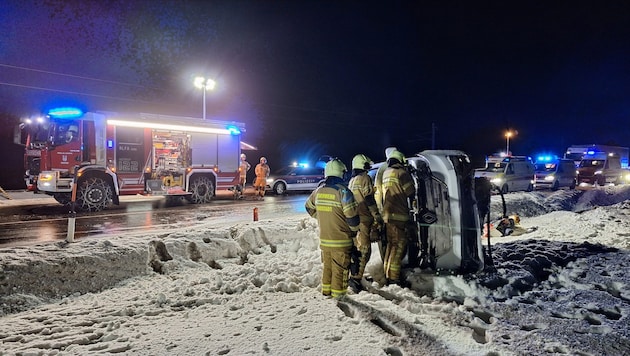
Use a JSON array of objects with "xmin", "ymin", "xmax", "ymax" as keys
[{"xmin": 0, "ymin": 186, "xmax": 629, "ymax": 355}]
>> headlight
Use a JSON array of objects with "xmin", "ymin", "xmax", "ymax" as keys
[
  {"xmin": 38, "ymin": 173, "xmax": 55, "ymax": 181},
  {"xmin": 594, "ymin": 170, "xmax": 603, "ymax": 175},
  {"xmin": 623, "ymin": 173, "xmax": 630, "ymax": 182},
  {"xmin": 266, "ymin": 178, "xmax": 274, "ymax": 184},
  {"xmin": 544, "ymin": 175, "xmax": 555, "ymax": 181},
  {"xmin": 490, "ymin": 177, "xmax": 503, "ymax": 185}
]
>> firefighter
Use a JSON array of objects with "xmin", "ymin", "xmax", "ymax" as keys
[
  {"xmin": 347, "ymin": 154, "xmax": 384, "ymax": 293},
  {"xmin": 305, "ymin": 159, "xmax": 360, "ymax": 299},
  {"xmin": 238, "ymin": 153, "xmax": 251, "ymax": 197},
  {"xmin": 254, "ymin": 156, "xmax": 270, "ymax": 200},
  {"xmin": 374, "ymin": 146, "xmax": 398, "ymax": 213},
  {"xmin": 381, "ymin": 150, "xmax": 415, "ymax": 286}
]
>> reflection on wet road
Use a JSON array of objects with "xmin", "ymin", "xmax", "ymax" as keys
[{"xmin": 0, "ymin": 194, "xmax": 309, "ymax": 247}]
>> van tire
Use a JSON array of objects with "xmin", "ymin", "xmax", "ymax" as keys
[
  {"xmin": 526, "ymin": 183, "xmax": 534, "ymax": 192},
  {"xmin": 500, "ymin": 185, "xmax": 508, "ymax": 194},
  {"xmin": 551, "ymin": 181, "xmax": 560, "ymax": 191}
]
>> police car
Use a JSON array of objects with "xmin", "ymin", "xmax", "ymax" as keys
[{"xmin": 266, "ymin": 165, "xmax": 325, "ymax": 195}]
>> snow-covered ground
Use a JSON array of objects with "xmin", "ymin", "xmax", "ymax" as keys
[{"xmin": 1, "ymin": 186, "xmax": 629, "ymax": 355}]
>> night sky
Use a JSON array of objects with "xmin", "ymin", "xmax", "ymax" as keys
[{"xmin": 2, "ymin": 0, "xmax": 630, "ymax": 180}]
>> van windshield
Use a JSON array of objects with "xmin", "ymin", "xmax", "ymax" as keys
[
  {"xmin": 481, "ymin": 162, "xmax": 506, "ymax": 172},
  {"xmin": 535, "ymin": 163, "xmax": 557, "ymax": 172},
  {"xmin": 579, "ymin": 160, "xmax": 604, "ymax": 169}
]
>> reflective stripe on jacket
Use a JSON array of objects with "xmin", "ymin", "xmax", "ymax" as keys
[
  {"xmin": 348, "ymin": 172, "xmax": 378, "ymax": 223},
  {"xmin": 382, "ymin": 163, "xmax": 415, "ymax": 223},
  {"xmin": 305, "ymin": 178, "xmax": 360, "ymax": 248}
]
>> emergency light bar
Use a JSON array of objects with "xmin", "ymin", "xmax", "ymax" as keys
[
  {"xmin": 106, "ymin": 119, "xmax": 236, "ymax": 135},
  {"xmin": 48, "ymin": 107, "xmax": 84, "ymax": 119}
]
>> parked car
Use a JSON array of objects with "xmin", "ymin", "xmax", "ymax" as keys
[
  {"xmin": 266, "ymin": 165, "xmax": 325, "ymax": 195},
  {"xmin": 533, "ymin": 158, "xmax": 577, "ymax": 190}
]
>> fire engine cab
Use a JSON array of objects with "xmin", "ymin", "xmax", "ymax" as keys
[{"xmin": 21, "ymin": 108, "xmax": 246, "ymax": 211}]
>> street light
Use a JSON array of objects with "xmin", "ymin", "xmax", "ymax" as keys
[
  {"xmin": 193, "ymin": 76, "xmax": 216, "ymax": 120},
  {"xmin": 505, "ymin": 130, "xmax": 515, "ymax": 155}
]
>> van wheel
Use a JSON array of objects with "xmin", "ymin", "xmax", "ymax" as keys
[
  {"xmin": 76, "ymin": 177, "xmax": 113, "ymax": 212},
  {"xmin": 188, "ymin": 176, "xmax": 215, "ymax": 203},
  {"xmin": 569, "ymin": 179, "xmax": 576, "ymax": 190},
  {"xmin": 551, "ymin": 181, "xmax": 560, "ymax": 191},
  {"xmin": 500, "ymin": 185, "xmax": 508, "ymax": 194},
  {"xmin": 526, "ymin": 183, "xmax": 534, "ymax": 192}
]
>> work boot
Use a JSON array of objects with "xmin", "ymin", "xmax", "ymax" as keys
[{"xmin": 348, "ymin": 278, "xmax": 363, "ymax": 294}]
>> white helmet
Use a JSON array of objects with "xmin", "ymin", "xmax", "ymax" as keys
[
  {"xmin": 240, "ymin": 153, "xmax": 247, "ymax": 160},
  {"xmin": 260, "ymin": 156, "xmax": 267, "ymax": 163}
]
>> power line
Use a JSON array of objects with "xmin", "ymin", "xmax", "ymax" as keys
[
  {"xmin": 0, "ymin": 82, "xmax": 157, "ymax": 104},
  {"xmin": 0, "ymin": 63, "xmax": 160, "ymax": 90}
]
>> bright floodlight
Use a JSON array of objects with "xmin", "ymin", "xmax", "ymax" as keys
[
  {"xmin": 193, "ymin": 76, "xmax": 216, "ymax": 120},
  {"xmin": 194, "ymin": 77, "xmax": 216, "ymax": 90}
]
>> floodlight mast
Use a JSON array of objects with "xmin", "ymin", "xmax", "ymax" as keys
[{"xmin": 193, "ymin": 77, "xmax": 216, "ymax": 120}]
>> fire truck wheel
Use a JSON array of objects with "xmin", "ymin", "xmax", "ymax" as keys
[
  {"xmin": 76, "ymin": 177, "xmax": 113, "ymax": 212},
  {"xmin": 188, "ymin": 175, "xmax": 215, "ymax": 204},
  {"xmin": 53, "ymin": 193, "xmax": 72, "ymax": 206}
]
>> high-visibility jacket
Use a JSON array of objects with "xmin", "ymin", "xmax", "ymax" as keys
[
  {"xmin": 348, "ymin": 171, "xmax": 380, "ymax": 223},
  {"xmin": 305, "ymin": 177, "xmax": 360, "ymax": 248},
  {"xmin": 254, "ymin": 163, "xmax": 270, "ymax": 186},
  {"xmin": 382, "ymin": 163, "xmax": 415, "ymax": 223},
  {"xmin": 240, "ymin": 160, "xmax": 251, "ymax": 179},
  {"xmin": 373, "ymin": 163, "xmax": 388, "ymax": 212}
]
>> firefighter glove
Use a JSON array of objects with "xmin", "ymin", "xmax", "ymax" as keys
[
  {"xmin": 349, "ymin": 246, "xmax": 361, "ymax": 276},
  {"xmin": 370, "ymin": 221, "xmax": 383, "ymax": 242}
]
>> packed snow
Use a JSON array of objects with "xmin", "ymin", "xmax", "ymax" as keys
[{"xmin": 1, "ymin": 186, "xmax": 629, "ymax": 355}]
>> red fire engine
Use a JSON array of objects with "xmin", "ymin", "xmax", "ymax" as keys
[{"xmin": 21, "ymin": 108, "xmax": 246, "ymax": 211}]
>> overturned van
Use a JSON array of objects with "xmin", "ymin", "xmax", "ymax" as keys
[{"xmin": 371, "ymin": 150, "xmax": 485, "ymax": 275}]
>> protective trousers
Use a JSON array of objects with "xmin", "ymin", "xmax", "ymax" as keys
[
  {"xmin": 384, "ymin": 221, "xmax": 407, "ymax": 282},
  {"xmin": 350, "ymin": 221, "xmax": 372, "ymax": 280},
  {"xmin": 320, "ymin": 247, "xmax": 351, "ymax": 299},
  {"xmin": 254, "ymin": 177, "xmax": 266, "ymax": 197}
]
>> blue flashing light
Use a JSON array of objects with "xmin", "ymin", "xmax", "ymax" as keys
[
  {"xmin": 107, "ymin": 140, "xmax": 114, "ymax": 149},
  {"xmin": 587, "ymin": 150, "xmax": 595, "ymax": 155},
  {"xmin": 227, "ymin": 125, "xmax": 241, "ymax": 135},
  {"xmin": 48, "ymin": 107, "xmax": 84, "ymax": 119},
  {"xmin": 298, "ymin": 162, "xmax": 309, "ymax": 168}
]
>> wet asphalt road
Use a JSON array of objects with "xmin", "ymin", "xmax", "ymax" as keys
[{"xmin": 0, "ymin": 191, "xmax": 309, "ymax": 247}]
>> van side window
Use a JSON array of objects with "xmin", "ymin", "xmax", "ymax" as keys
[{"xmin": 506, "ymin": 165, "xmax": 514, "ymax": 174}]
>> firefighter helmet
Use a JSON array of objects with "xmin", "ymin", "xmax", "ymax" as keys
[
  {"xmin": 240, "ymin": 153, "xmax": 247, "ymax": 160},
  {"xmin": 352, "ymin": 154, "xmax": 372, "ymax": 170},
  {"xmin": 260, "ymin": 157, "xmax": 267, "ymax": 163},
  {"xmin": 388, "ymin": 150, "xmax": 405, "ymax": 164},
  {"xmin": 385, "ymin": 146, "xmax": 398, "ymax": 159},
  {"xmin": 325, "ymin": 159, "xmax": 347, "ymax": 178}
]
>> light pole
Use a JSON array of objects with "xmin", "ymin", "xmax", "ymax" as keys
[
  {"xmin": 193, "ymin": 76, "xmax": 216, "ymax": 120},
  {"xmin": 505, "ymin": 130, "xmax": 513, "ymax": 155}
]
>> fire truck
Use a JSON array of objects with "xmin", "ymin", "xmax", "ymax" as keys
[{"xmin": 21, "ymin": 108, "xmax": 246, "ymax": 211}]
